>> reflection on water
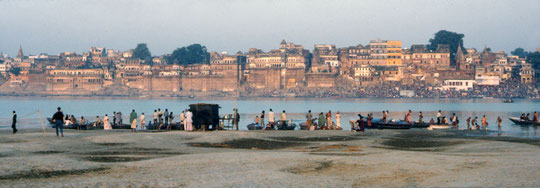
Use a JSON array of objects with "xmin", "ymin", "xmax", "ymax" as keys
[{"xmin": 0, "ymin": 97, "xmax": 538, "ymax": 138}]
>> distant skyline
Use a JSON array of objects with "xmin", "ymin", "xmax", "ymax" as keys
[{"xmin": 1, "ymin": 0, "xmax": 539, "ymax": 57}]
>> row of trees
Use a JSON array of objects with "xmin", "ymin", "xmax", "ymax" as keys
[{"xmin": 132, "ymin": 43, "xmax": 209, "ymax": 65}]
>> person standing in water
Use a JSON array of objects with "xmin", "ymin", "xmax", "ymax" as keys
[
  {"xmin": 11, "ymin": 111, "xmax": 17, "ymax": 134},
  {"xmin": 497, "ymin": 116, "xmax": 502, "ymax": 128},
  {"xmin": 481, "ymin": 115, "xmax": 488, "ymax": 130}
]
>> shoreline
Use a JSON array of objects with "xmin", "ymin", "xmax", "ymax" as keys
[
  {"xmin": 0, "ymin": 94, "xmax": 539, "ymax": 101},
  {"xmin": 1, "ymin": 129, "xmax": 538, "ymax": 187}
]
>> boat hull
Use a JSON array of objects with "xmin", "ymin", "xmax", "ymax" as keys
[{"xmin": 508, "ymin": 117, "xmax": 538, "ymax": 125}]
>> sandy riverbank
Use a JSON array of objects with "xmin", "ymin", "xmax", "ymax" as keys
[{"xmin": 0, "ymin": 128, "xmax": 539, "ymax": 187}]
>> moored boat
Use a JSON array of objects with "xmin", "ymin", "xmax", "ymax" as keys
[
  {"xmin": 247, "ymin": 123, "xmax": 263, "ymax": 130},
  {"xmin": 508, "ymin": 117, "xmax": 539, "ymax": 125},
  {"xmin": 277, "ymin": 120, "xmax": 296, "ymax": 130},
  {"xmin": 366, "ymin": 119, "xmax": 412, "ymax": 129},
  {"xmin": 412, "ymin": 122, "xmax": 430, "ymax": 128},
  {"xmin": 427, "ymin": 124, "xmax": 451, "ymax": 130},
  {"xmin": 503, "ymin": 99, "xmax": 514, "ymax": 103}
]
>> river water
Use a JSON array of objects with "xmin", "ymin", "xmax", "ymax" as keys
[{"xmin": 0, "ymin": 97, "xmax": 538, "ymax": 138}]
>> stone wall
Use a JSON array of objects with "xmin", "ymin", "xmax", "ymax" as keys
[
  {"xmin": 182, "ymin": 75, "xmax": 237, "ymax": 92},
  {"xmin": 306, "ymin": 73, "xmax": 336, "ymax": 87}
]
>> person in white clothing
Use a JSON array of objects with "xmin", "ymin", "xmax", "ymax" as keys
[
  {"xmin": 180, "ymin": 111, "xmax": 186, "ymax": 130},
  {"xmin": 103, "ymin": 114, "xmax": 112, "ymax": 130},
  {"xmin": 139, "ymin": 113, "xmax": 145, "ymax": 131},
  {"xmin": 185, "ymin": 110, "xmax": 193, "ymax": 131},
  {"xmin": 267, "ymin": 109, "xmax": 275, "ymax": 129}
]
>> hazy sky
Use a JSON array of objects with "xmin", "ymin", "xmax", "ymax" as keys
[{"xmin": 1, "ymin": 0, "xmax": 539, "ymax": 56}]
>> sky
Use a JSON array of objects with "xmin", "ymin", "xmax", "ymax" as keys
[{"xmin": 1, "ymin": 0, "xmax": 539, "ymax": 57}]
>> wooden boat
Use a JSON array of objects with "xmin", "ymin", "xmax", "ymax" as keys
[
  {"xmin": 299, "ymin": 118, "xmax": 318, "ymax": 130},
  {"xmin": 411, "ymin": 122, "xmax": 431, "ymax": 128},
  {"xmin": 146, "ymin": 122, "xmax": 184, "ymax": 130},
  {"xmin": 247, "ymin": 123, "xmax": 263, "ymax": 130},
  {"xmin": 427, "ymin": 124, "xmax": 451, "ymax": 130},
  {"xmin": 503, "ymin": 99, "xmax": 514, "ymax": 103},
  {"xmin": 48, "ymin": 118, "xmax": 132, "ymax": 129},
  {"xmin": 366, "ymin": 119, "xmax": 412, "ymax": 129},
  {"xmin": 508, "ymin": 117, "xmax": 539, "ymax": 125},
  {"xmin": 277, "ymin": 121, "xmax": 296, "ymax": 130}
]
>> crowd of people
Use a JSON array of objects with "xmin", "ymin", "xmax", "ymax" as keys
[
  {"xmin": 8, "ymin": 106, "xmax": 538, "ymax": 137},
  {"xmin": 242, "ymin": 79, "xmax": 538, "ymax": 99}
]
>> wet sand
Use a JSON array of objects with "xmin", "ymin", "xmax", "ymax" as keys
[{"xmin": 0, "ymin": 129, "xmax": 539, "ymax": 187}]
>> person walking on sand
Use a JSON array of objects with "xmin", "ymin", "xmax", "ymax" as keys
[
  {"xmin": 11, "ymin": 111, "xmax": 17, "ymax": 134},
  {"xmin": 130, "ymin": 109, "xmax": 137, "ymax": 132},
  {"xmin": 185, "ymin": 110, "xmax": 193, "ymax": 131},
  {"xmin": 52, "ymin": 107, "xmax": 64, "ymax": 137},
  {"xmin": 140, "ymin": 113, "xmax": 145, "ymax": 131},
  {"xmin": 103, "ymin": 114, "xmax": 112, "ymax": 130},
  {"xmin": 306, "ymin": 110, "xmax": 313, "ymax": 130},
  {"xmin": 268, "ymin": 109, "xmax": 275, "ymax": 129},
  {"xmin": 497, "ymin": 116, "xmax": 502, "ymax": 128},
  {"xmin": 336, "ymin": 111, "xmax": 341, "ymax": 129}
]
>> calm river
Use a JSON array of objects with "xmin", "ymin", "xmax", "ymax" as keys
[{"xmin": 0, "ymin": 97, "xmax": 538, "ymax": 138}]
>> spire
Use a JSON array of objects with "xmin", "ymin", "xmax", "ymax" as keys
[{"xmin": 17, "ymin": 44, "xmax": 24, "ymax": 59}]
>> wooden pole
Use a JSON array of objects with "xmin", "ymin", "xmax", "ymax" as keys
[
  {"xmin": 38, "ymin": 110, "xmax": 46, "ymax": 136},
  {"xmin": 234, "ymin": 100, "xmax": 238, "ymax": 131}
]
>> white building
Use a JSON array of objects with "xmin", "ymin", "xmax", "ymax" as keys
[
  {"xmin": 354, "ymin": 65, "xmax": 373, "ymax": 77},
  {"xmin": 440, "ymin": 80, "xmax": 475, "ymax": 91},
  {"xmin": 475, "ymin": 75, "xmax": 500, "ymax": 86}
]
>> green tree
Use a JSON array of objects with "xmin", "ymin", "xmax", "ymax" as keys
[
  {"xmin": 427, "ymin": 30, "xmax": 465, "ymax": 64},
  {"xmin": 132, "ymin": 43, "xmax": 152, "ymax": 62},
  {"xmin": 511, "ymin": 47, "xmax": 528, "ymax": 58},
  {"xmin": 526, "ymin": 51, "xmax": 540, "ymax": 69},
  {"xmin": 10, "ymin": 67, "xmax": 21, "ymax": 76},
  {"xmin": 167, "ymin": 44, "xmax": 209, "ymax": 65}
]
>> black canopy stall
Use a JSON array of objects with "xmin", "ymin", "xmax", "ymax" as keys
[{"xmin": 189, "ymin": 103, "xmax": 220, "ymax": 130}]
